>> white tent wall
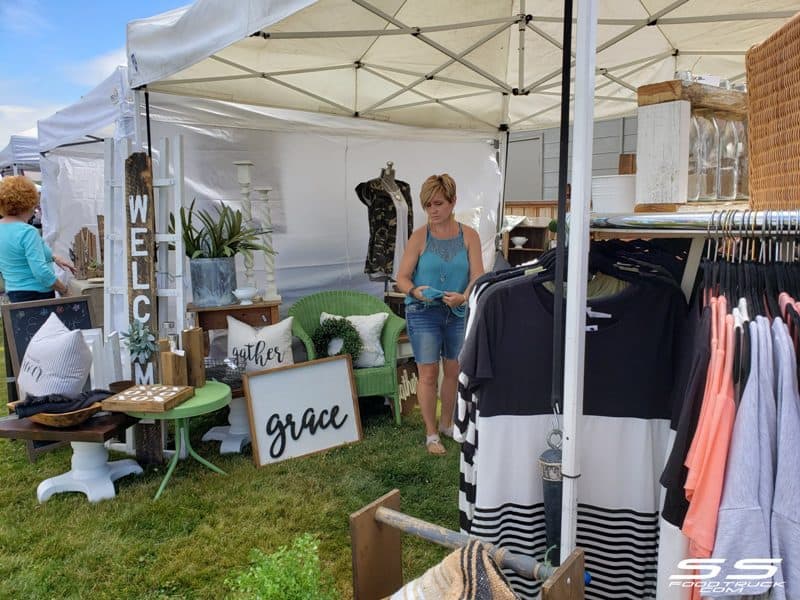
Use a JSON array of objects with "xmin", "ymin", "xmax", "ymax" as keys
[
  {"xmin": 145, "ymin": 98, "xmax": 500, "ymax": 310},
  {"xmin": 37, "ymin": 69, "xmax": 500, "ymax": 338},
  {"xmin": 40, "ymin": 151, "xmax": 106, "ymax": 260}
]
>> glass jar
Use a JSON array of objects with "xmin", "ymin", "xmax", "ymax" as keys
[
  {"xmin": 160, "ymin": 320, "xmax": 178, "ymax": 352},
  {"xmin": 695, "ymin": 112, "xmax": 719, "ymax": 200},
  {"xmin": 716, "ymin": 116, "xmax": 739, "ymax": 201},
  {"xmin": 734, "ymin": 120, "xmax": 749, "ymax": 199},
  {"xmin": 687, "ymin": 115, "xmax": 700, "ymax": 201}
]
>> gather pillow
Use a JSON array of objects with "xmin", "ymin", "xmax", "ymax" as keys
[
  {"xmin": 320, "ymin": 312, "xmax": 388, "ymax": 368},
  {"xmin": 227, "ymin": 316, "xmax": 294, "ymax": 372},
  {"xmin": 17, "ymin": 313, "xmax": 93, "ymax": 401}
]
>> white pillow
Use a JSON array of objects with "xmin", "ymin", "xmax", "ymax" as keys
[
  {"xmin": 320, "ymin": 312, "xmax": 389, "ymax": 368},
  {"xmin": 17, "ymin": 313, "xmax": 93, "ymax": 401},
  {"xmin": 227, "ymin": 316, "xmax": 294, "ymax": 372}
]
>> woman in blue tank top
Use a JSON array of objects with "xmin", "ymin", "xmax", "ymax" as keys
[{"xmin": 396, "ymin": 174, "xmax": 484, "ymax": 455}]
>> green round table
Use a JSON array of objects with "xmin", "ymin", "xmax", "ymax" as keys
[{"xmin": 126, "ymin": 380, "xmax": 232, "ymax": 500}]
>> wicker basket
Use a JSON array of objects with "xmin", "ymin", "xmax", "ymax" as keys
[
  {"xmin": 746, "ymin": 12, "xmax": 800, "ymax": 209},
  {"xmin": 204, "ymin": 356, "xmax": 246, "ymax": 388}
]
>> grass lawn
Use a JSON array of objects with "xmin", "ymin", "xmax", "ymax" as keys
[{"xmin": 0, "ymin": 317, "xmax": 460, "ymax": 599}]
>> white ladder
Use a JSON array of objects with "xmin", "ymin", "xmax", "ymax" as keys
[
  {"xmin": 104, "ymin": 135, "xmax": 186, "ymax": 456},
  {"xmin": 103, "ymin": 135, "xmax": 186, "ymax": 342}
]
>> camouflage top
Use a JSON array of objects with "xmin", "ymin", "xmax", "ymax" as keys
[{"xmin": 355, "ymin": 178, "xmax": 414, "ymax": 280}]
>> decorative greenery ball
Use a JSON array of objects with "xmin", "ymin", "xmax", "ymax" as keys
[{"xmin": 312, "ymin": 319, "xmax": 363, "ymax": 362}]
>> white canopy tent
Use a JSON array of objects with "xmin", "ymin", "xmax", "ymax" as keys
[
  {"xmin": 37, "ymin": 65, "xmax": 500, "ymax": 338},
  {"xmin": 125, "ymin": 0, "xmax": 800, "ymax": 589},
  {"xmin": 0, "ymin": 135, "xmax": 40, "ymax": 175},
  {"xmin": 126, "ymin": 0, "xmax": 797, "ymax": 132}
]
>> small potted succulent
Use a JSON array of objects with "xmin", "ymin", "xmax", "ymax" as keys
[
  {"xmin": 121, "ymin": 320, "xmax": 158, "ymax": 365},
  {"xmin": 171, "ymin": 200, "xmax": 272, "ymax": 307},
  {"xmin": 87, "ymin": 259, "xmax": 103, "ymax": 279}
]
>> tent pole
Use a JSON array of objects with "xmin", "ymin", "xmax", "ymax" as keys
[
  {"xmin": 498, "ymin": 129, "xmax": 510, "ymax": 234},
  {"xmin": 560, "ymin": 0, "xmax": 597, "ymax": 562},
  {"xmin": 144, "ymin": 90, "xmax": 153, "ymax": 159},
  {"xmin": 518, "ymin": 0, "xmax": 526, "ymax": 92},
  {"xmin": 497, "ymin": 91, "xmax": 511, "ymax": 237},
  {"xmin": 551, "ymin": 0, "xmax": 573, "ymax": 422}
]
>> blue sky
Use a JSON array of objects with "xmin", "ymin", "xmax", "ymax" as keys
[{"xmin": 0, "ymin": 0, "xmax": 187, "ymax": 144}]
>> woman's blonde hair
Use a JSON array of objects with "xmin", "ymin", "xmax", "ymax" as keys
[
  {"xmin": 0, "ymin": 176, "xmax": 39, "ymax": 216},
  {"xmin": 420, "ymin": 174, "xmax": 456, "ymax": 208}
]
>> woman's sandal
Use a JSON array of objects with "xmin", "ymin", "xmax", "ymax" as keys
[
  {"xmin": 426, "ymin": 435, "xmax": 447, "ymax": 455},
  {"xmin": 438, "ymin": 425, "xmax": 454, "ymax": 440}
]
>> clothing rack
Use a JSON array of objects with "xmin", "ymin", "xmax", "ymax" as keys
[
  {"xmin": 590, "ymin": 209, "xmax": 800, "ymax": 302},
  {"xmin": 555, "ymin": 206, "xmax": 800, "ymax": 565},
  {"xmin": 349, "ymin": 489, "xmax": 585, "ymax": 600}
]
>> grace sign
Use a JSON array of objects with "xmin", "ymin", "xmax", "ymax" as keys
[{"xmin": 243, "ymin": 356, "xmax": 363, "ymax": 467}]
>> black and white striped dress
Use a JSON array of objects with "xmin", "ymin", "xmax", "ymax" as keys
[{"xmin": 456, "ymin": 274, "xmax": 686, "ymax": 599}]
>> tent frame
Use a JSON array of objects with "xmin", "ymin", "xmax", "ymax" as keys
[{"xmin": 132, "ymin": 2, "xmax": 792, "ymax": 131}]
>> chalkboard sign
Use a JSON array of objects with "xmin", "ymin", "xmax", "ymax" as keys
[{"xmin": 1, "ymin": 296, "xmax": 98, "ymax": 376}]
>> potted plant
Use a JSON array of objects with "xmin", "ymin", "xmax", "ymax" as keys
[
  {"xmin": 121, "ymin": 320, "xmax": 158, "ymax": 365},
  {"xmin": 171, "ymin": 200, "xmax": 272, "ymax": 307},
  {"xmin": 87, "ymin": 259, "xmax": 103, "ymax": 279}
]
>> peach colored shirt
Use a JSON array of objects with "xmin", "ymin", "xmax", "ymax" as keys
[
  {"xmin": 684, "ymin": 296, "xmax": 724, "ymax": 500},
  {"xmin": 683, "ymin": 310, "xmax": 737, "ymax": 558}
]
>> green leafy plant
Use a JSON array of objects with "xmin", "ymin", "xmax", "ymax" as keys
[
  {"xmin": 548, "ymin": 218, "xmax": 558, "ymax": 233},
  {"xmin": 120, "ymin": 320, "xmax": 157, "ymax": 365},
  {"xmin": 312, "ymin": 318, "xmax": 363, "ymax": 362},
  {"xmin": 169, "ymin": 199, "xmax": 272, "ymax": 261},
  {"xmin": 225, "ymin": 533, "xmax": 337, "ymax": 600}
]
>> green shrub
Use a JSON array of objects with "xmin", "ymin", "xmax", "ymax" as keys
[{"xmin": 225, "ymin": 533, "xmax": 338, "ymax": 600}]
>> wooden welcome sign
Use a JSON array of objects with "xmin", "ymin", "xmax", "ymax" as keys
[
  {"xmin": 243, "ymin": 356, "xmax": 363, "ymax": 467},
  {"xmin": 125, "ymin": 152, "xmax": 158, "ymax": 385}
]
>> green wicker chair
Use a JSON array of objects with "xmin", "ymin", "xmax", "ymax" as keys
[{"xmin": 288, "ymin": 290, "xmax": 406, "ymax": 425}]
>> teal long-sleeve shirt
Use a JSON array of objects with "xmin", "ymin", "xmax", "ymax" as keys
[{"xmin": 0, "ymin": 222, "xmax": 57, "ymax": 292}]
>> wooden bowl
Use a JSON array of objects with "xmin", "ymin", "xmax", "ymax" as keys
[{"xmin": 28, "ymin": 403, "xmax": 103, "ymax": 428}]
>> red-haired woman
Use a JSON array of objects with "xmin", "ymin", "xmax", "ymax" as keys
[{"xmin": 0, "ymin": 176, "xmax": 74, "ymax": 302}]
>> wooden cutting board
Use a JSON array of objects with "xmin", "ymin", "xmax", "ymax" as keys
[{"xmin": 102, "ymin": 385, "xmax": 194, "ymax": 413}]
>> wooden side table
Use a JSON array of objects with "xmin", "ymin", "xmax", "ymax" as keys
[
  {"xmin": 186, "ymin": 301, "xmax": 281, "ymax": 455},
  {"xmin": 186, "ymin": 300, "xmax": 281, "ymax": 331},
  {"xmin": 0, "ymin": 413, "xmax": 141, "ymax": 503}
]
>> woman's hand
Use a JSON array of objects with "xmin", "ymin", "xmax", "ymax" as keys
[
  {"xmin": 53, "ymin": 279, "xmax": 70, "ymax": 296},
  {"xmin": 411, "ymin": 285, "xmax": 432, "ymax": 302},
  {"xmin": 442, "ymin": 291, "xmax": 466, "ymax": 308},
  {"xmin": 53, "ymin": 255, "xmax": 77, "ymax": 275}
]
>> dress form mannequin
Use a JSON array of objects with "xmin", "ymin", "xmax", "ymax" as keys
[
  {"xmin": 355, "ymin": 161, "xmax": 414, "ymax": 281},
  {"xmin": 381, "ymin": 162, "xmax": 398, "ymax": 190},
  {"xmin": 380, "ymin": 162, "xmax": 408, "ymax": 279}
]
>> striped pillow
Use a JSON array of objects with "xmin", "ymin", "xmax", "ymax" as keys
[{"xmin": 17, "ymin": 313, "xmax": 92, "ymax": 401}]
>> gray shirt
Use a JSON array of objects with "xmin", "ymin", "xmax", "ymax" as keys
[
  {"xmin": 770, "ymin": 318, "xmax": 800, "ymax": 600},
  {"xmin": 708, "ymin": 316, "xmax": 777, "ymax": 597}
]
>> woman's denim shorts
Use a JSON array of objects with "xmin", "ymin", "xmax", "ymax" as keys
[{"xmin": 405, "ymin": 302, "xmax": 466, "ymax": 364}]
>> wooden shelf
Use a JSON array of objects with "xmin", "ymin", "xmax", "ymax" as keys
[{"xmin": 637, "ymin": 79, "xmax": 747, "ymax": 118}]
